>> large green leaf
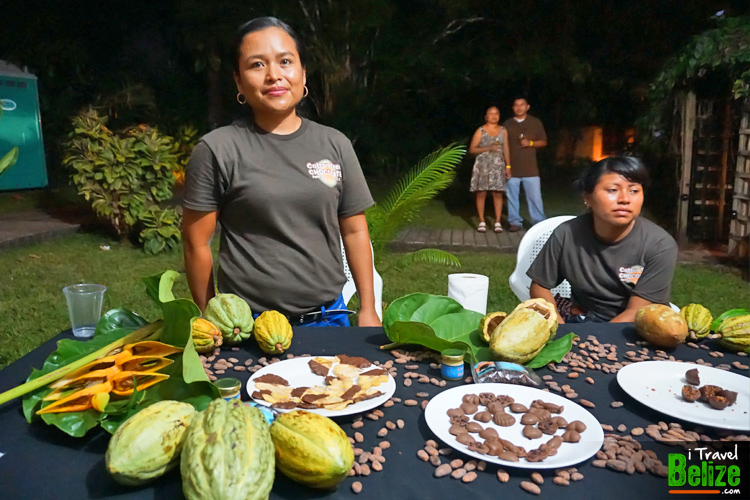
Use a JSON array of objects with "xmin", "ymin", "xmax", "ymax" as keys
[
  {"xmin": 0, "ymin": 147, "xmax": 19, "ymax": 176},
  {"xmin": 525, "ymin": 333, "xmax": 578, "ymax": 369},
  {"xmin": 22, "ymin": 271, "xmax": 217, "ymax": 437},
  {"xmin": 382, "ymin": 293, "xmax": 484, "ymax": 362}
]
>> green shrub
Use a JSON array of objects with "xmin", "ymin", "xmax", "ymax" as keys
[
  {"xmin": 138, "ymin": 205, "xmax": 183, "ymax": 255},
  {"xmin": 63, "ymin": 108, "xmax": 180, "ymax": 252}
]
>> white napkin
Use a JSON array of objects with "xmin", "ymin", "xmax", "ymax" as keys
[{"xmin": 447, "ymin": 273, "xmax": 489, "ymax": 315}]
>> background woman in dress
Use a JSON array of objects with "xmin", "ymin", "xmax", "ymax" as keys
[
  {"xmin": 181, "ymin": 17, "xmax": 380, "ymax": 327},
  {"xmin": 527, "ymin": 157, "xmax": 678, "ymax": 323},
  {"xmin": 468, "ymin": 106, "xmax": 511, "ymax": 233}
]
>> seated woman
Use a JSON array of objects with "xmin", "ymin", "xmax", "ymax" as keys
[{"xmin": 527, "ymin": 156, "xmax": 678, "ymax": 323}]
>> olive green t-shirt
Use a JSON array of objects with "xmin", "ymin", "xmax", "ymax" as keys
[
  {"xmin": 527, "ymin": 213, "xmax": 678, "ymax": 321},
  {"xmin": 502, "ymin": 116, "xmax": 547, "ymax": 177},
  {"xmin": 182, "ymin": 117, "xmax": 374, "ymax": 316}
]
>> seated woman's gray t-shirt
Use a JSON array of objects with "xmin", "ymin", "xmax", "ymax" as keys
[
  {"xmin": 182, "ymin": 117, "xmax": 374, "ymax": 317},
  {"xmin": 527, "ymin": 213, "xmax": 678, "ymax": 321}
]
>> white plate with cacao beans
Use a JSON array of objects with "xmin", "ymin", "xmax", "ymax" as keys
[
  {"xmin": 246, "ymin": 356, "xmax": 396, "ymax": 417},
  {"xmin": 617, "ymin": 361, "xmax": 750, "ymax": 431},
  {"xmin": 424, "ymin": 383, "xmax": 605, "ymax": 469}
]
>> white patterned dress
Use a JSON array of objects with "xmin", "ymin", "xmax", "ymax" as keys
[{"xmin": 470, "ymin": 127, "xmax": 507, "ymax": 192}]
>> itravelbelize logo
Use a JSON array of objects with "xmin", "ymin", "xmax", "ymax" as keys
[{"xmin": 667, "ymin": 443, "xmax": 749, "ymax": 498}]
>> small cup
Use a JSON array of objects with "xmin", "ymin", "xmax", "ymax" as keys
[
  {"xmin": 214, "ymin": 377, "xmax": 242, "ymax": 400},
  {"xmin": 62, "ymin": 284, "xmax": 106, "ymax": 338}
]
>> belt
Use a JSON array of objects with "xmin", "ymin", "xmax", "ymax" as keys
[{"xmin": 289, "ymin": 308, "xmax": 355, "ymax": 326}]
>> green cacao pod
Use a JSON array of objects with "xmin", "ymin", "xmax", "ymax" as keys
[
  {"xmin": 489, "ymin": 309, "xmax": 550, "ymax": 364},
  {"xmin": 254, "ymin": 310, "xmax": 293, "ymax": 354},
  {"xmin": 479, "ymin": 312, "xmax": 507, "ymax": 343},
  {"xmin": 717, "ymin": 314, "xmax": 750, "ymax": 352},
  {"xmin": 192, "ymin": 318, "xmax": 223, "ymax": 354},
  {"xmin": 181, "ymin": 398, "xmax": 275, "ymax": 500},
  {"xmin": 205, "ymin": 293, "xmax": 254, "ymax": 345},
  {"xmin": 270, "ymin": 410, "xmax": 354, "ymax": 489},
  {"xmin": 105, "ymin": 400, "xmax": 196, "ymax": 486},
  {"xmin": 680, "ymin": 304, "xmax": 713, "ymax": 338}
]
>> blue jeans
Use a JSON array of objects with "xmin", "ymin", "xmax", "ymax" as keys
[
  {"xmin": 506, "ymin": 176, "xmax": 546, "ymax": 226},
  {"xmin": 253, "ymin": 293, "xmax": 351, "ymax": 328}
]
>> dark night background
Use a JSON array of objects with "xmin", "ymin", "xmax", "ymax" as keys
[{"xmin": 1, "ymin": 0, "xmax": 748, "ymax": 185}]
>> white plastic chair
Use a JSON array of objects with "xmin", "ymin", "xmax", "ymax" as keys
[
  {"xmin": 340, "ymin": 238, "xmax": 383, "ymax": 321},
  {"xmin": 508, "ymin": 215, "xmax": 680, "ymax": 312},
  {"xmin": 509, "ymin": 216, "xmax": 576, "ymax": 302}
]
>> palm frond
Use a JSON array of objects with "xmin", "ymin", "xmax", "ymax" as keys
[
  {"xmin": 391, "ymin": 249, "xmax": 462, "ymax": 269},
  {"xmin": 379, "ymin": 144, "xmax": 465, "ymax": 215}
]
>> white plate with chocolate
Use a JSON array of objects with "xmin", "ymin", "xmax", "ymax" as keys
[
  {"xmin": 247, "ymin": 355, "xmax": 396, "ymax": 417},
  {"xmin": 617, "ymin": 361, "xmax": 750, "ymax": 431},
  {"xmin": 424, "ymin": 383, "xmax": 604, "ymax": 469}
]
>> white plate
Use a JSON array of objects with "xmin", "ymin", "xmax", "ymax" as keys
[
  {"xmin": 617, "ymin": 361, "xmax": 750, "ymax": 431},
  {"xmin": 247, "ymin": 356, "xmax": 396, "ymax": 417},
  {"xmin": 424, "ymin": 383, "xmax": 605, "ymax": 469}
]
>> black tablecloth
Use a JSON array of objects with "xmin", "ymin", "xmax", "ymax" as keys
[{"xmin": 0, "ymin": 324, "xmax": 748, "ymax": 500}]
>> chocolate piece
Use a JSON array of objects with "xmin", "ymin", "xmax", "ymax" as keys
[
  {"xmin": 682, "ymin": 385, "xmax": 700, "ymax": 402},
  {"xmin": 478, "ymin": 392, "xmax": 497, "ymax": 405},
  {"xmin": 449, "ymin": 424, "xmax": 469, "ymax": 436},
  {"xmin": 456, "ymin": 432, "xmax": 476, "ymax": 445},
  {"xmin": 538, "ymin": 420, "xmax": 559, "ymax": 435},
  {"xmin": 308, "ymin": 360, "xmax": 330, "ymax": 377},
  {"xmin": 523, "ymin": 425, "xmax": 543, "ymax": 439},
  {"xmin": 486, "ymin": 401, "xmax": 507, "ymax": 415},
  {"xmin": 252, "ymin": 390, "xmax": 271, "ymax": 400},
  {"xmin": 462, "ymin": 394, "xmax": 480, "ymax": 405},
  {"xmin": 685, "ymin": 368, "xmax": 700, "ymax": 386},
  {"xmin": 465, "ymin": 422, "xmax": 484, "ymax": 433},
  {"xmin": 291, "ymin": 386, "xmax": 309, "ymax": 398},
  {"xmin": 447, "ymin": 408, "xmax": 465, "ymax": 418},
  {"xmin": 528, "ymin": 407, "xmax": 552, "ymax": 420},
  {"xmin": 509, "ymin": 403, "xmax": 528, "ymax": 413},
  {"xmin": 530, "ymin": 399, "xmax": 547, "ymax": 409},
  {"xmin": 324, "ymin": 375, "xmax": 339, "ymax": 385},
  {"xmin": 497, "ymin": 451, "xmax": 520, "ymax": 462},
  {"xmin": 551, "ymin": 416, "xmax": 568, "ymax": 427},
  {"xmin": 460, "ymin": 402, "xmax": 479, "ymax": 415},
  {"xmin": 467, "ymin": 441, "xmax": 489, "ymax": 454},
  {"xmin": 544, "ymin": 402, "xmax": 564, "ymax": 414},
  {"xmin": 708, "ymin": 395, "xmax": 729, "ymax": 410},
  {"xmin": 479, "ymin": 427, "xmax": 499, "ymax": 440},
  {"xmin": 485, "ymin": 439, "xmax": 504, "ymax": 456},
  {"xmin": 520, "ymin": 413, "xmax": 540, "ymax": 425},
  {"xmin": 337, "ymin": 354, "xmax": 372, "ymax": 368},
  {"xmin": 353, "ymin": 390, "xmax": 383, "ymax": 403},
  {"xmin": 543, "ymin": 436, "xmax": 563, "ymax": 450},
  {"xmin": 525, "ymin": 449, "xmax": 549, "ymax": 462},
  {"xmin": 718, "ymin": 390, "xmax": 737, "ymax": 406},
  {"xmin": 699, "ymin": 385, "xmax": 722, "ymax": 402},
  {"xmin": 562, "ymin": 430, "xmax": 581, "ymax": 443},
  {"xmin": 566, "ymin": 420, "xmax": 587, "ymax": 433},
  {"xmin": 271, "ymin": 401, "xmax": 298, "ymax": 410},
  {"xmin": 474, "ymin": 411, "xmax": 492, "ymax": 423},
  {"xmin": 254, "ymin": 374, "xmax": 289, "ymax": 386},
  {"xmin": 359, "ymin": 368, "xmax": 387, "ymax": 377},
  {"xmin": 495, "ymin": 395, "xmax": 515, "ymax": 407},
  {"xmin": 450, "ymin": 415, "xmax": 470, "ymax": 426},
  {"xmin": 492, "ymin": 412, "xmax": 515, "ymax": 427},
  {"xmin": 301, "ymin": 393, "xmax": 327, "ymax": 404},
  {"xmin": 297, "ymin": 403, "xmax": 318, "ymax": 409},
  {"xmin": 341, "ymin": 385, "xmax": 362, "ymax": 401}
]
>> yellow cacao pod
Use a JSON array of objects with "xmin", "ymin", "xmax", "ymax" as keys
[
  {"xmin": 254, "ymin": 310, "xmax": 293, "ymax": 355},
  {"xmin": 680, "ymin": 303, "xmax": 712, "ymax": 338},
  {"xmin": 192, "ymin": 318, "xmax": 222, "ymax": 354}
]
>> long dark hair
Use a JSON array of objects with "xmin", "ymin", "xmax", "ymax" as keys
[
  {"xmin": 233, "ymin": 17, "xmax": 307, "ymax": 73},
  {"xmin": 575, "ymin": 156, "xmax": 650, "ymax": 194}
]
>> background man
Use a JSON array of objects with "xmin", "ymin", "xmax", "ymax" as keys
[{"xmin": 503, "ymin": 97, "xmax": 547, "ymax": 231}]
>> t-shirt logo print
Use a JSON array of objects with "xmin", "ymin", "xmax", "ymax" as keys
[
  {"xmin": 306, "ymin": 159, "xmax": 342, "ymax": 188},
  {"xmin": 618, "ymin": 265, "xmax": 644, "ymax": 285}
]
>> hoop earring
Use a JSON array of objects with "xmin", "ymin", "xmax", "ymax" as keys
[
  {"xmin": 303, "ymin": 86, "xmax": 309, "ymax": 98},
  {"xmin": 236, "ymin": 93, "xmax": 246, "ymax": 105}
]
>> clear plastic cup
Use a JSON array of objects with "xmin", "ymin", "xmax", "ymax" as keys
[{"xmin": 62, "ymin": 284, "xmax": 106, "ymax": 338}]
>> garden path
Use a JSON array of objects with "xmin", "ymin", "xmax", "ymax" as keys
[
  {"xmin": 0, "ymin": 208, "xmax": 90, "ymax": 250},
  {"xmin": 389, "ymin": 226, "xmax": 525, "ymax": 253}
]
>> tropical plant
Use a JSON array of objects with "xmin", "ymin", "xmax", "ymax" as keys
[
  {"xmin": 139, "ymin": 206, "xmax": 183, "ymax": 255},
  {"xmin": 639, "ymin": 14, "xmax": 750, "ymax": 148},
  {"xmin": 171, "ymin": 124, "xmax": 199, "ymax": 184},
  {"xmin": 366, "ymin": 144, "xmax": 465, "ymax": 269},
  {"xmin": 0, "ymin": 107, "xmax": 19, "ymax": 177},
  {"xmin": 63, "ymin": 108, "xmax": 180, "ymax": 251}
]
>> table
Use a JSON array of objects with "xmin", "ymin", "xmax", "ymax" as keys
[{"xmin": 0, "ymin": 324, "xmax": 748, "ymax": 499}]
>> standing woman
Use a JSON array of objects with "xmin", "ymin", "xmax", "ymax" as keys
[
  {"xmin": 182, "ymin": 17, "xmax": 381, "ymax": 327},
  {"xmin": 468, "ymin": 106, "xmax": 511, "ymax": 233}
]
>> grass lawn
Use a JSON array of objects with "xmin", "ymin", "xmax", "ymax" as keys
[{"xmin": 1, "ymin": 232, "xmax": 747, "ymax": 370}]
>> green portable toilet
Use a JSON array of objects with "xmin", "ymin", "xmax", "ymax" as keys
[{"xmin": 0, "ymin": 60, "xmax": 47, "ymax": 190}]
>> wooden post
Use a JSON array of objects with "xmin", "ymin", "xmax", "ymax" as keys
[
  {"xmin": 717, "ymin": 97, "xmax": 732, "ymax": 240},
  {"xmin": 676, "ymin": 91, "xmax": 696, "ymax": 246}
]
